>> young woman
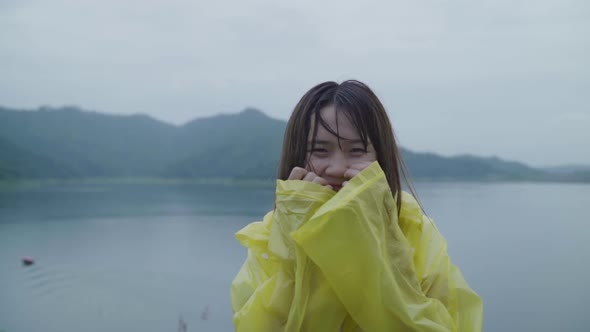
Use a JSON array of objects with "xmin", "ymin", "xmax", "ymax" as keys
[{"xmin": 231, "ymin": 80, "xmax": 483, "ymax": 331}]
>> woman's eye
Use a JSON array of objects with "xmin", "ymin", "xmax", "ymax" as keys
[
  {"xmin": 351, "ymin": 148, "xmax": 367, "ymax": 153},
  {"xmin": 309, "ymin": 148, "xmax": 328, "ymax": 153}
]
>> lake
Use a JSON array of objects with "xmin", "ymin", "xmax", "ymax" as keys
[{"xmin": 1, "ymin": 181, "xmax": 589, "ymax": 331}]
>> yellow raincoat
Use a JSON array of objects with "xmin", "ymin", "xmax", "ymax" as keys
[{"xmin": 231, "ymin": 162, "xmax": 483, "ymax": 331}]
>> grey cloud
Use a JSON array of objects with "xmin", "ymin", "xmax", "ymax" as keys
[{"xmin": 0, "ymin": 0, "xmax": 588, "ymax": 166}]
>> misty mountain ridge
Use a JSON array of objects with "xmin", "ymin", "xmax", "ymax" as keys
[{"xmin": 0, "ymin": 105, "xmax": 587, "ymax": 182}]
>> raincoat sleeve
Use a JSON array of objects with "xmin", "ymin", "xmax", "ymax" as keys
[
  {"xmin": 290, "ymin": 162, "xmax": 483, "ymax": 331},
  {"xmin": 230, "ymin": 180, "xmax": 338, "ymax": 331}
]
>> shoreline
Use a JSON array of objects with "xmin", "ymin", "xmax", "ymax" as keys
[{"xmin": 1, "ymin": 176, "xmax": 588, "ymax": 188}]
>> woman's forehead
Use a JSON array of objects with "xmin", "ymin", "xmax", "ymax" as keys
[{"xmin": 308, "ymin": 105, "xmax": 362, "ymax": 141}]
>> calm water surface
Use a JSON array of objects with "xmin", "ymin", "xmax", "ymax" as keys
[{"xmin": 1, "ymin": 181, "xmax": 589, "ymax": 331}]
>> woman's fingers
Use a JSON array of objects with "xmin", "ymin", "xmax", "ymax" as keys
[
  {"xmin": 311, "ymin": 176, "xmax": 328, "ymax": 186},
  {"xmin": 289, "ymin": 167, "xmax": 333, "ymax": 190},
  {"xmin": 344, "ymin": 161, "xmax": 374, "ymax": 179},
  {"xmin": 292, "ymin": 168, "xmax": 331, "ymax": 188},
  {"xmin": 288, "ymin": 167, "xmax": 308, "ymax": 180},
  {"xmin": 343, "ymin": 168, "xmax": 360, "ymax": 179},
  {"xmin": 302, "ymin": 171, "xmax": 318, "ymax": 182}
]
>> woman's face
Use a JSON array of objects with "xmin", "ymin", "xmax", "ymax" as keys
[{"xmin": 305, "ymin": 105, "xmax": 377, "ymax": 191}]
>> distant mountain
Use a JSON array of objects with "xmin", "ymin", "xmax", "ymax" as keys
[
  {"xmin": 0, "ymin": 136, "xmax": 68, "ymax": 179},
  {"xmin": 541, "ymin": 165, "xmax": 590, "ymax": 182},
  {"xmin": 169, "ymin": 108, "xmax": 286, "ymax": 178},
  {"xmin": 0, "ymin": 106, "xmax": 180, "ymax": 177},
  {"xmin": 401, "ymin": 150, "xmax": 548, "ymax": 181},
  {"xmin": 0, "ymin": 106, "xmax": 285, "ymax": 180},
  {"xmin": 542, "ymin": 165, "xmax": 590, "ymax": 175},
  {"xmin": 0, "ymin": 105, "xmax": 587, "ymax": 182}
]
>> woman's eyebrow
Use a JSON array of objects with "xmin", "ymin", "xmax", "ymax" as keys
[
  {"xmin": 345, "ymin": 139, "xmax": 372, "ymax": 146},
  {"xmin": 308, "ymin": 140, "xmax": 330, "ymax": 145},
  {"xmin": 308, "ymin": 139, "xmax": 371, "ymax": 145}
]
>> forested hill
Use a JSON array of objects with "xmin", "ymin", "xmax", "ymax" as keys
[{"xmin": 0, "ymin": 106, "xmax": 587, "ymax": 182}]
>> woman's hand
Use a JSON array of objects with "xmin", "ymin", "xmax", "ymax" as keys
[
  {"xmin": 288, "ymin": 167, "xmax": 334, "ymax": 190},
  {"xmin": 342, "ymin": 161, "xmax": 374, "ymax": 187}
]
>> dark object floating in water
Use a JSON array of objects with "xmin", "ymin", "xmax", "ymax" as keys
[
  {"xmin": 201, "ymin": 305, "xmax": 210, "ymax": 321},
  {"xmin": 22, "ymin": 257, "xmax": 34, "ymax": 266}
]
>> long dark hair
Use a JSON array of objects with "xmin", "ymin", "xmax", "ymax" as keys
[{"xmin": 278, "ymin": 80, "xmax": 416, "ymax": 214}]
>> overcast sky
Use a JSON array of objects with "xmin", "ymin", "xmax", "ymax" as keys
[{"xmin": 1, "ymin": 0, "xmax": 588, "ymax": 167}]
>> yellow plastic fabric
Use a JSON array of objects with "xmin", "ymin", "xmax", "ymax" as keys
[{"xmin": 231, "ymin": 162, "xmax": 483, "ymax": 331}]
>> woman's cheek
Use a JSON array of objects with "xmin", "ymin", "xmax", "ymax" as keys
[{"xmin": 362, "ymin": 151, "xmax": 377, "ymax": 163}]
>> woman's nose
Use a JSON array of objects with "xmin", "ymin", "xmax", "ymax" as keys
[{"xmin": 324, "ymin": 152, "xmax": 348, "ymax": 177}]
